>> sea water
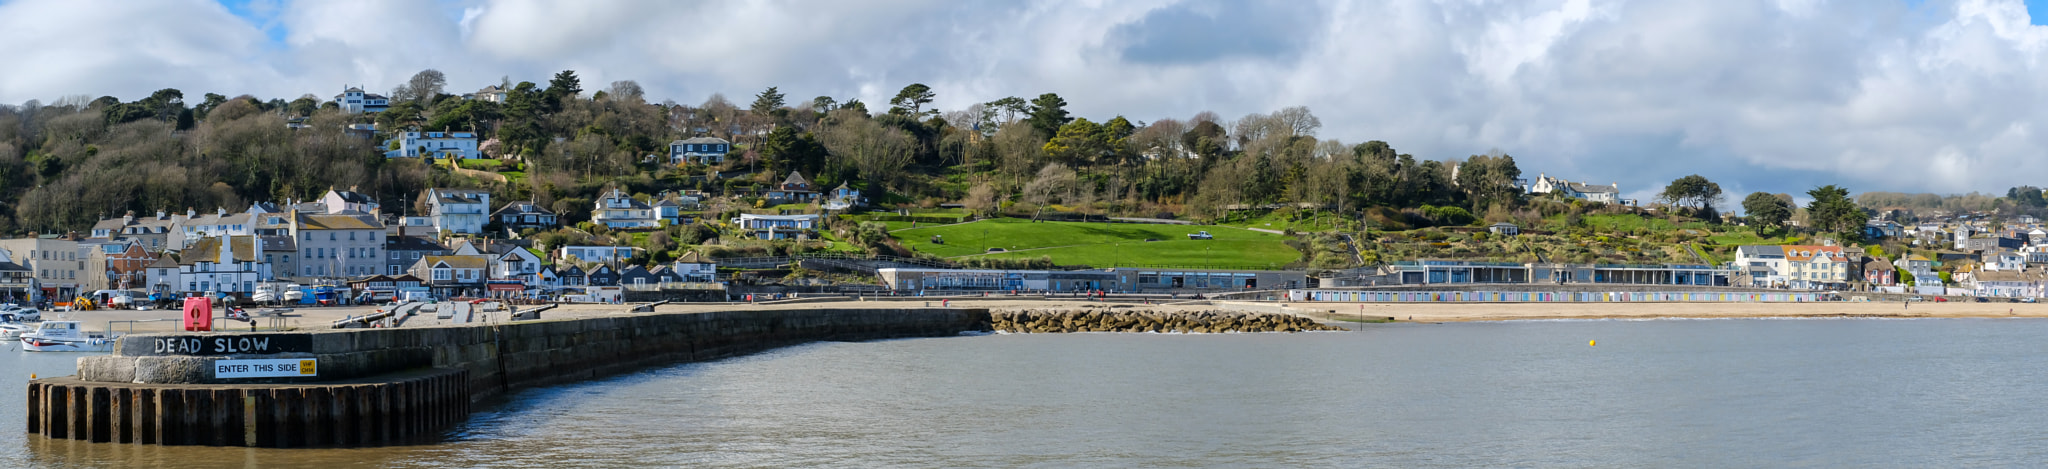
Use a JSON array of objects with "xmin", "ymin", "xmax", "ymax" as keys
[{"xmin": 9, "ymin": 318, "xmax": 2048, "ymax": 467}]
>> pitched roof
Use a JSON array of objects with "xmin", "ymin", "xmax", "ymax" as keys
[
  {"xmin": 491, "ymin": 201, "xmax": 555, "ymax": 216},
  {"xmin": 783, "ymin": 171, "xmax": 811, "ymax": 187},
  {"xmin": 180, "ymin": 236, "xmax": 260, "ymax": 265},
  {"xmin": 298, "ymin": 213, "xmax": 382, "ymax": 230},
  {"xmin": 422, "ymin": 255, "xmax": 489, "ymax": 270},
  {"xmin": 676, "ymin": 251, "xmax": 711, "ymax": 264},
  {"xmin": 673, "ymin": 136, "xmax": 730, "ymax": 145},
  {"xmin": 386, "ymin": 235, "xmax": 447, "ymax": 252},
  {"xmin": 328, "ymin": 190, "xmax": 377, "ymax": 204},
  {"xmin": 257, "ymin": 235, "xmax": 296, "ymax": 251}
]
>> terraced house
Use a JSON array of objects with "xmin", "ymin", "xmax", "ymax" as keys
[
  {"xmin": 290, "ymin": 211, "xmax": 386, "ymax": 278},
  {"xmin": 1735, "ymin": 245, "xmax": 1849, "ymax": 289},
  {"xmin": 178, "ymin": 236, "xmax": 271, "ymax": 297}
]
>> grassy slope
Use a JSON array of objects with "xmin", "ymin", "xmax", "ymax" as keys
[
  {"xmin": 978, "ymin": 239, "xmax": 1300, "ymax": 269},
  {"xmin": 888, "ymin": 218, "xmax": 1297, "ymax": 267}
]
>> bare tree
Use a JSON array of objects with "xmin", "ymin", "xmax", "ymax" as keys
[
  {"xmin": 606, "ymin": 80, "xmax": 645, "ymax": 103},
  {"xmin": 1022, "ymin": 163, "xmax": 1077, "ymax": 207},
  {"xmin": 818, "ymin": 116, "xmax": 915, "ymax": 192},
  {"xmin": 405, "ymin": 69, "xmax": 447, "ymax": 103},
  {"xmin": 1271, "ymin": 106, "xmax": 1322, "ymax": 138}
]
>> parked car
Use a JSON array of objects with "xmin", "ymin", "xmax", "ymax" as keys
[
  {"xmin": 1908, "ymin": 296, "xmax": 1925, "ymax": 302},
  {"xmin": 2024, "ymin": 298, "xmax": 2038, "ymax": 304},
  {"xmin": 1188, "ymin": 231, "xmax": 1214, "ymax": 240},
  {"xmin": 1934, "ymin": 296, "xmax": 1950, "ymax": 303},
  {"xmin": 1974, "ymin": 297, "xmax": 1990, "ymax": 303},
  {"xmin": 0, "ymin": 304, "xmax": 40, "ymax": 322}
]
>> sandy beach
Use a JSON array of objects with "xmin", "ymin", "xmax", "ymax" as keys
[{"xmin": 1293, "ymin": 300, "xmax": 2048, "ymax": 322}]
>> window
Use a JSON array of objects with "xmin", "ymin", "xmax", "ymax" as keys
[
  {"xmin": 329, "ymin": 233, "xmax": 336, "ymax": 241},
  {"xmin": 304, "ymin": 233, "xmax": 311, "ymax": 240},
  {"xmin": 390, "ymin": 252, "xmax": 399, "ymax": 259}
]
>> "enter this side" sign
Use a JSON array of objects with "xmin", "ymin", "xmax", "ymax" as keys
[{"xmin": 214, "ymin": 358, "xmax": 318, "ymax": 379}]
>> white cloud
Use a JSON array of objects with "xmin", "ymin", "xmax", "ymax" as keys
[{"xmin": 5, "ymin": 0, "xmax": 2048, "ymax": 196}]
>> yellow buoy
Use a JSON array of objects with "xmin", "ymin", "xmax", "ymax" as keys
[
  {"xmin": 1588, "ymin": 340, "xmax": 1597, "ymax": 347},
  {"xmin": 29, "ymin": 373, "xmax": 36, "ymax": 379}
]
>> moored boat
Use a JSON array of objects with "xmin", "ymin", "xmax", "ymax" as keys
[{"xmin": 20, "ymin": 321, "xmax": 115, "ymax": 352}]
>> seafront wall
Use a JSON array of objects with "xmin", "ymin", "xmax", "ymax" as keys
[
  {"xmin": 989, "ymin": 308, "xmax": 1343, "ymax": 333},
  {"xmin": 1286, "ymin": 289, "xmax": 1831, "ymax": 303},
  {"xmin": 30, "ymin": 308, "xmax": 992, "ymax": 447}
]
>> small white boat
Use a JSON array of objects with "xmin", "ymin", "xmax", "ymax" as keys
[
  {"xmin": 20, "ymin": 321, "xmax": 115, "ymax": 352},
  {"xmin": 0, "ymin": 323, "xmax": 31, "ymax": 340}
]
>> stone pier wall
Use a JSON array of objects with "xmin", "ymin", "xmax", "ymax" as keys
[
  {"xmin": 989, "ymin": 308, "xmax": 1342, "ymax": 333},
  {"xmin": 33, "ymin": 307, "xmax": 993, "ymax": 447}
]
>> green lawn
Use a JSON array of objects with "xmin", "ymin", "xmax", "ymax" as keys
[
  {"xmin": 889, "ymin": 218, "xmax": 1297, "ymax": 266},
  {"xmin": 976, "ymin": 239, "xmax": 1299, "ymax": 269},
  {"xmin": 1219, "ymin": 209, "xmax": 1351, "ymax": 232}
]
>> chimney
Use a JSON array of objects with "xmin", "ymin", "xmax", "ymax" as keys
[
  {"xmin": 123, "ymin": 211, "xmax": 135, "ymax": 224},
  {"xmin": 156, "ymin": 209, "xmax": 167, "ymax": 220},
  {"xmin": 217, "ymin": 207, "xmax": 227, "ymax": 216},
  {"xmin": 186, "ymin": 207, "xmax": 196, "ymax": 218}
]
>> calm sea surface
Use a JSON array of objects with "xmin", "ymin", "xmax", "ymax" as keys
[{"xmin": 8, "ymin": 318, "xmax": 2048, "ymax": 467}]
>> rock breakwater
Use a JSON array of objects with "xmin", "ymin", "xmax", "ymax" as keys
[{"xmin": 990, "ymin": 308, "xmax": 1344, "ymax": 333}]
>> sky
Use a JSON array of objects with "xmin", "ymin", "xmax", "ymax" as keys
[{"xmin": 4, "ymin": 0, "xmax": 2048, "ymax": 204}]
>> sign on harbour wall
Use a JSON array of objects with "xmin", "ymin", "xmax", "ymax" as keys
[
  {"xmin": 148, "ymin": 334, "xmax": 313, "ymax": 356},
  {"xmin": 214, "ymin": 358, "xmax": 318, "ymax": 378}
]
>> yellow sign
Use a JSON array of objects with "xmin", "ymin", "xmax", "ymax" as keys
[{"xmin": 299, "ymin": 359, "xmax": 317, "ymax": 375}]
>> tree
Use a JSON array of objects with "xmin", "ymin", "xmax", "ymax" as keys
[
  {"xmin": 1659, "ymin": 174, "xmax": 1724, "ymax": 212},
  {"xmin": 1041, "ymin": 118, "xmax": 1108, "ymax": 166},
  {"xmin": 751, "ymin": 86, "xmax": 786, "ymax": 116},
  {"xmin": 1742, "ymin": 191, "xmax": 1791, "ymax": 232},
  {"xmin": 1454, "ymin": 152, "xmax": 1522, "ymax": 210},
  {"xmin": 401, "ymin": 69, "xmax": 446, "ymax": 103},
  {"xmin": 542, "ymin": 70, "xmax": 582, "ymax": 112},
  {"xmin": 2007, "ymin": 186, "xmax": 2046, "ymax": 208},
  {"xmin": 287, "ymin": 94, "xmax": 319, "ymax": 117},
  {"xmin": 987, "ymin": 96, "xmax": 1028, "ymax": 127},
  {"xmin": 1805, "ymin": 185, "xmax": 1859, "ymax": 234},
  {"xmin": 888, "ymin": 83, "xmax": 935, "ymax": 117},
  {"xmin": 194, "ymin": 93, "xmax": 227, "ymax": 120},
  {"xmin": 1025, "ymin": 93, "xmax": 1071, "ymax": 138},
  {"xmin": 606, "ymin": 80, "xmax": 644, "ymax": 102}
]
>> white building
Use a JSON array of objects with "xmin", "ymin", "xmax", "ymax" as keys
[
  {"xmin": 423, "ymin": 188, "xmax": 491, "ymax": 235},
  {"xmin": 673, "ymin": 251, "xmax": 716, "ymax": 282},
  {"xmin": 592, "ymin": 188, "xmax": 659, "ymax": 229},
  {"xmin": 469, "ymin": 85, "xmax": 508, "ymax": 103},
  {"xmin": 735, "ymin": 213, "xmax": 820, "ymax": 240},
  {"xmin": 384, "ymin": 131, "xmax": 481, "ymax": 159},
  {"xmin": 1528, "ymin": 173, "xmax": 1621, "ymax": 204},
  {"xmin": 493, "ymin": 248, "xmax": 545, "ymax": 286},
  {"xmin": 320, "ymin": 189, "xmax": 379, "ymax": 214},
  {"xmin": 177, "ymin": 236, "xmax": 272, "ymax": 296},
  {"xmin": 334, "ymin": 86, "xmax": 390, "ymax": 114},
  {"xmin": 555, "ymin": 246, "xmax": 641, "ymax": 264}
]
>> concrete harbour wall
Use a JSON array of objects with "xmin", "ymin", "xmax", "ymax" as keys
[{"xmin": 32, "ymin": 307, "xmax": 992, "ymax": 447}]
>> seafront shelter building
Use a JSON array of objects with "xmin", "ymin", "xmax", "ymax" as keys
[{"xmin": 1384, "ymin": 261, "xmax": 1529, "ymax": 285}]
